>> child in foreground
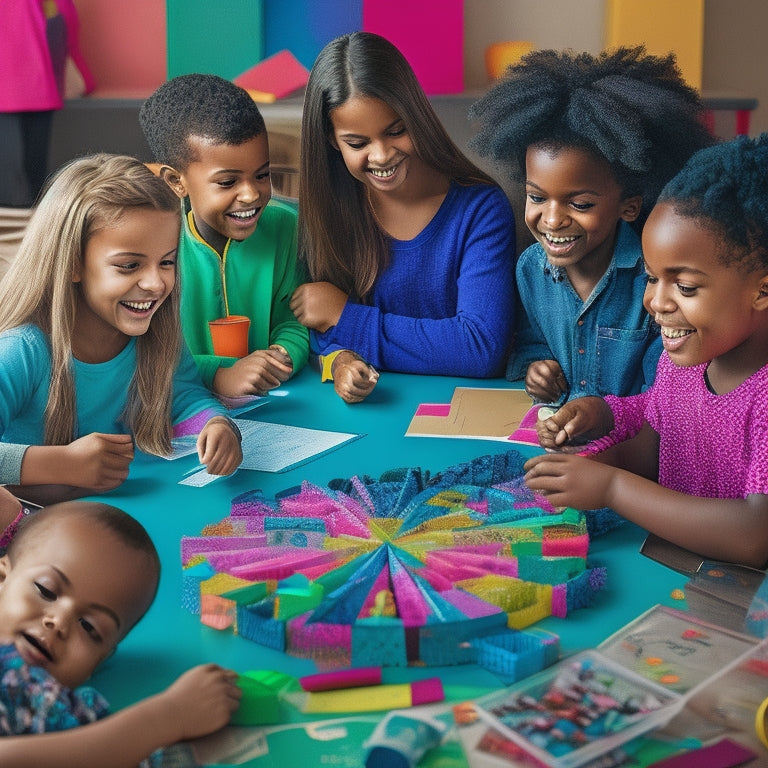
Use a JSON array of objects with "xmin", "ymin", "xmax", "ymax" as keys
[
  {"xmin": 290, "ymin": 32, "xmax": 516, "ymax": 403},
  {"xmin": 140, "ymin": 74, "xmax": 309, "ymax": 398},
  {"xmin": 470, "ymin": 46, "xmax": 713, "ymax": 405},
  {"xmin": 526, "ymin": 135, "xmax": 768, "ymax": 568},
  {"xmin": 0, "ymin": 501, "xmax": 241, "ymax": 767},
  {"xmin": 0, "ymin": 154, "xmax": 242, "ymax": 505}
]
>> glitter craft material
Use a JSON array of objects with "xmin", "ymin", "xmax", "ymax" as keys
[{"xmin": 182, "ymin": 450, "xmax": 606, "ymax": 675}]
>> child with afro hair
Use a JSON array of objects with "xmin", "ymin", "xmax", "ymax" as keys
[
  {"xmin": 471, "ymin": 46, "xmax": 714, "ymax": 406},
  {"xmin": 527, "ymin": 134, "xmax": 768, "ymax": 567}
]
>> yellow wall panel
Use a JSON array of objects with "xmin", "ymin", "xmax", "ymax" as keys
[{"xmin": 604, "ymin": 0, "xmax": 704, "ymax": 90}]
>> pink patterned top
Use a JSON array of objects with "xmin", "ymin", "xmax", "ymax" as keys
[{"xmin": 587, "ymin": 352, "xmax": 768, "ymax": 498}]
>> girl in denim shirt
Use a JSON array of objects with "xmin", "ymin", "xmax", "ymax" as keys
[
  {"xmin": 471, "ymin": 47, "xmax": 713, "ymax": 405},
  {"xmin": 527, "ymin": 136, "xmax": 768, "ymax": 568}
]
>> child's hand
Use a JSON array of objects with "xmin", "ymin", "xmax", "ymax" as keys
[
  {"xmin": 290, "ymin": 282, "xmax": 348, "ymax": 332},
  {"xmin": 56, "ymin": 433, "xmax": 134, "ymax": 491},
  {"xmin": 537, "ymin": 396, "xmax": 613, "ymax": 450},
  {"xmin": 159, "ymin": 664, "xmax": 242, "ymax": 742},
  {"xmin": 214, "ymin": 348, "xmax": 293, "ymax": 397},
  {"xmin": 332, "ymin": 351, "xmax": 380, "ymax": 403},
  {"xmin": 197, "ymin": 417, "xmax": 242, "ymax": 475},
  {"xmin": 525, "ymin": 359, "xmax": 568, "ymax": 403},
  {"xmin": 524, "ymin": 453, "xmax": 617, "ymax": 511}
]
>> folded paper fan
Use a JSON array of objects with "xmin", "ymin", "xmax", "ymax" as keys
[{"xmin": 182, "ymin": 450, "xmax": 606, "ymax": 678}]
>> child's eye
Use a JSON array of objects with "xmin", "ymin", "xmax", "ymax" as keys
[
  {"xmin": 117, "ymin": 262, "xmax": 139, "ymax": 271},
  {"xmin": 344, "ymin": 141, "xmax": 367, "ymax": 150},
  {"xmin": 35, "ymin": 582, "xmax": 56, "ymax": 601},
  {"xmin": 527, "ymin": 193, "xmax": 545, "ymax": 204},
  {"xmin": 388, "ymin": 126, "xmax": 407, "ymax": 137},
  {"xmin": 570, "ymin": 201, "xmax": 595, "ymax": 211},
  {"xmin": 645, "ymin": 274, "xmax": 658, "ymax": 285},
  {"xmin": 256, "ymin": 171, "xmax": 271, "ymax": 181},
  {"xmin": 677, "ymin": 283, "xmax": 697, "ymax": 296},
  {"xmin": 79, "ymin": 617, "xmax": 102, "ymax": 642},
  {"xmin": 217, "ymin": 179, "xmax": 236, "ymax": 188}
]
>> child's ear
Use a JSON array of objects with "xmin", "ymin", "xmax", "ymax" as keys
[
  {"xmin": 0, "ymin": 554, "xmax": 10, "ymax": 587},
  {"xmin": 619, "ymin": 196, "xmax": 643, "ymax": 223},
  {"xmin": 754, "ymin": 275, "xmax": 768, "ymax": 310},
  {"xmin": 159, "ymin": 165, "xmax": 187, "ymax": 199}
]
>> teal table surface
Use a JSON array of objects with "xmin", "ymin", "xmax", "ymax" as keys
[{"xmin": 87, "ymin": 367, "xmax": 686, "ymax": 724}]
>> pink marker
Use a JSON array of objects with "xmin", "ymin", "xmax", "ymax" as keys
[{"xmin": 299, "ymin": 666, "xmax": 383, "ymax": 692}]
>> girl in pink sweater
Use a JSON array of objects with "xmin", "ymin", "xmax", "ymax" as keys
[{"xmin": 525, "ymin": 135, "xmax": 768, "ymax": 568}]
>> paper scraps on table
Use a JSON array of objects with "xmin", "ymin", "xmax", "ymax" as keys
[
  {"xmin": 405, "ymin": 387, "xmax": 542, "ymax": 446},
  {"xmin": 179, "ymin": 420, "xmax": 363, "ymax": 485}
]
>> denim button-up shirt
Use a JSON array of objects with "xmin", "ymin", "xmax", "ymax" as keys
[{"xmin": 507, "ymin": 221, "xmax": 661, "ymax": 403}]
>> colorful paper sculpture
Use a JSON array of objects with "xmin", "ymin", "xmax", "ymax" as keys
[{"xmin": 182, "ymin": 450, "xmax": 606, "ymax": 676}]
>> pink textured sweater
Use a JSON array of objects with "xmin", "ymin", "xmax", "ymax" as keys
[{"xmin": 591, "ymin": 353, "xmax": 768, "ymax": 499}]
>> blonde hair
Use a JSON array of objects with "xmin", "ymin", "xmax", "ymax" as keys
[{"xmin": 0, "ymin": 154, "xmax": 182, "ymax": 455}]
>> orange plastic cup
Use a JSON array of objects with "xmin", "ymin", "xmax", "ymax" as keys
[{"xmin": 208, "ymin": 315, "xmax": 251, "ymax": 358}]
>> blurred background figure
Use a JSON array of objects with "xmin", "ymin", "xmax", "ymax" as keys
[{"xmin": 0, "ymin": 0, "xmax": 94, "ymax": 208}]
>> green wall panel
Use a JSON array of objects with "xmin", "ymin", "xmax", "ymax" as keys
[{"xmin": 167, "ymin": 0, "xmax": 264, "ymax": 81}]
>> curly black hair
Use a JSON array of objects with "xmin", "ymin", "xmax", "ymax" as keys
[
  {"xmin": 470, "ymin": 46, "xmax": 714, "ymax": 226},
  {"xmin": 658, "ymin": 134, "xmax": 768, "ymax": 271},
  {"xmin": 139, "ymin": 73, "xmax": 266, "ymax": 170}
]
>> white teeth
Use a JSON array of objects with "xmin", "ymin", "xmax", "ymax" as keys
[
  {"xmin": 544, "ymin": 233, "xmax": 577, "ymax": 244},
  {"xmin": 230, "ymin": 209, "xmax": 256, "ymax": 219},
  {"xmin": 123, "ymin": 301, "xmax": 152, "ymax": 311},
  {"xmin": 370, "ymin": 167, "xmax": 396, "ymax": 178},
  {"xmin": 661, "ymin": 327, "xmax": 694, "ymax": 339}
]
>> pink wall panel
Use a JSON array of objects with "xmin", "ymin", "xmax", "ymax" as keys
[
  {"xmin": 72, "ymin": 0, "xmax": 166, "ymax": 95},
  {"xmin": 362, "ymin": 0, "xmax": 463, "ymax": 94}
]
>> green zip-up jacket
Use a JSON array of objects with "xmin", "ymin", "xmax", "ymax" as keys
[{"xmin": 179, "ymin": 198, "xmax": 309, "ymax": 388}]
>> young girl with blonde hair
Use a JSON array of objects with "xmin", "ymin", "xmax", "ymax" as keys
[{"xmin": 0, "ymin": 154, "xmax": 241, "ymax": 504}]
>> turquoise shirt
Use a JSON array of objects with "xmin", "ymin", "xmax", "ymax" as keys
[
  {"xmin": 0, "ymin": 324, "xmax": 226, "ymax": 483},
  {"xmin": 178, "ymin": 198, "xmax": 309, "ymax": 389}
]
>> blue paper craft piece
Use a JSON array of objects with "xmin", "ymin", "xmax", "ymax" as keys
[
  {"xmin": 471, "ymin": 629, "xmax": 560, "ymax": 684},
  {"xmin": 566, "ymin": 567, "xmax": 608, "ymax": 613},
  {"xmin": 419, "ymin": 614, "xmax": 510, "ymax": 666},
  {"xmin": 181, "ymin": 561, "xmax": 216, "ymax": 614},
  {"xmin": 264, "ymin": 516, "xmax": 327, "ymax": 533},
  {"xmin": 308, "ymin": 547, "xmax": 390, "ymax": 625},
  {"xmin": 237, "ymin": 597, "xmax": 286, "ymax": 650},
  {"xmin": 352, "ymin": 618, "xmax": 407, "ymax": 667}
]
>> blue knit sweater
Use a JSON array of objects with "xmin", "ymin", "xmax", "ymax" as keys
[{"xmin": 312, "ymin": 182, "xmax": 516, "ymax": 377}]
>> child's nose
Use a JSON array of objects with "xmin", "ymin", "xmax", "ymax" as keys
[
  {"xmin": 367, "ymin": 140, "xmax": 389, "ymax": 165},
  {"xmin": 542, "ymin": 202, "xmax": 569, "ymax": 229},
  {"xmin": 237, "ymin": 181, "xmax": 261, "ymax": 203},
  {"xmin": 44, "ymin": 608, "xmax": 70, "ymax": 638},
  {"xmin": 138, "ymin": 266, "xmax": 167, "ymax": 292},
  {"xmin": 645, "ymin": 282, "xmax": 675, "ymax": 315}
]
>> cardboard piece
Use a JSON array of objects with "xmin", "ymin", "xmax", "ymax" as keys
[{"xmin": 405, "ymin": 387, "xmax": 539, "ymax": 445}]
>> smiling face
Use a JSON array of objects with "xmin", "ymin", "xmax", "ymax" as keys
[
  {"xmin": 524, "ymin": 144, "xmax": 641, "ymax": 279},
  {"xmin": 642, "ymin": 202, "xmax": 768, "ymax": 380},
  {"xmin": 73, "ymin": 207, "xmax": 179, "ymax": 362},
  {"xmin": 329, "ymin": 95, "xmax": 422, "ymax": 197},
  {"xmin": 0, "ymin": 514, "xmax": 157, "ymax": 689},
  {"xmin": 171, "ymin": 134, "xmax": 272, "ymax": 252}
]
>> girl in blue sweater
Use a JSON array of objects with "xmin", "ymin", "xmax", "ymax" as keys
[{"xmin": 290, "ymin": 32, "xmax": 516, "ymax": 403}]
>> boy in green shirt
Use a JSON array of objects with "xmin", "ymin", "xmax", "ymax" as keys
[{"xmin": 140, "ymin": 74, "xmax": 308, "ymax": 397}]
